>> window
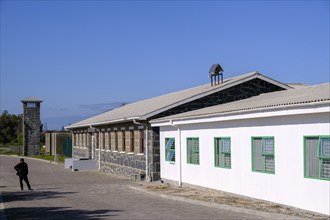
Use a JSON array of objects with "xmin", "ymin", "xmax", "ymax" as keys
[
  {"xmin": 107, "ymin": 131, "xmax": 111, "ymax": 150},
  {"xmin": 139, "ymin": 129, "xmax": 145, "ymax": 154},
  {"xmin": 252, "ymin": 137, "xmax": 275, "ymax": 174},
  {"xmin": 95, "ymin": 133, "xmax": 99, "ymax": 149},
  {"xmin": 73, "ymin": 134, "xmax": 76, "ymax": 146},
  {"xmin": 114, "ymin": 130, "xmax": 118, "ymax": 151},
  {"xmin": 83, "ymin": 133, "xmax": 86, "ymax": 148},
  {"xmin": 187, "ymin": 138, "xmax": 199, "ymax": 165},
  {"xmin": 165, "ymin": 138, "xmax": 175, "ymax": 162},
  {"xmin": 102, "ymin": 132, "xmax": 106, "ymax": 150},
  {"xmin": 27, "ymin": 102, "xmax": 36, "ymax": 108},
  {"xmin": 122, "ymin": 129, "xmax": 126, "ymax": 151},
  {"xmin": 130, "ymin": 130, "xmax": 134, "ymax": 152},
  {"xmin": 79, "ymin": 134, "xmax": 81, "ymax": 147},
  {"xmin": 215, "ymin": 137, "xmax": 231, "ymax": 168},
  {"xmin": 304, "ymin": 136, "xmax": 330, "ymax": 180}
]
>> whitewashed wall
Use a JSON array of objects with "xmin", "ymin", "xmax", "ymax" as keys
[{"xmin": 159, "ymin": 112, "xmax": 330, "ymax": 215}]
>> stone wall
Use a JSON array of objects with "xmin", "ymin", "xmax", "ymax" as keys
[
  {"xmin": 22, "ymin": 102, "xmax": 41, "ymax": 156},
  {"xmin": 99, "ymin": 150, "xmax": 146, "ymax": 179},
  {"xmin": 72, "ymin": 121, "xmax": 148, "ymax": 180},
  {"xmin": 73, "ymin": 147, "xmax": 89, "ymax": 159},
  {"xmin": 149, "ymin": 127, "xmax": 160, "ymax": 181}
]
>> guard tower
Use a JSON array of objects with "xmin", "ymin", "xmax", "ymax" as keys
[{"xmin": 21, "ymin": 96, "xmax": 43, "ymax": 156}]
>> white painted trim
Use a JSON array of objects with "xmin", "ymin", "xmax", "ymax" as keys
[{"xmin": 152, "ymin": 103, "xmax": 330, "ymax": 127}]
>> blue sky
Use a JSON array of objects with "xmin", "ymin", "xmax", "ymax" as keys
[{"xmin": 1, "ymin": 1, "xmax": 329, "ymax": 130}]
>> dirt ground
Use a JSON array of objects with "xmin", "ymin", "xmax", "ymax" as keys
[{"xmin": 136, "ymin": 182, "xmax": 329, "ymax": 220}]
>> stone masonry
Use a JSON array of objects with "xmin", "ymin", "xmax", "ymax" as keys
[{"xmin": 21, "ymin": 98, "xmax": 42, "ymax": 156}]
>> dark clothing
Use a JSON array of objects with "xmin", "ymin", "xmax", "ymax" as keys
[
  {"xmin": 14, "ymin": 161, "xmax": 32, "ymax": 190},
  {"xmin": 14, "ymin": 162, "xmax": 29, "ymax": 176},
  {"xmin": 18, "ymin": 174, "xmax": 31, "ymax": 190}
]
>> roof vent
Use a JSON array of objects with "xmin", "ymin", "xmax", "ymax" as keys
[{"xmin": 209, "ymin": 64, "xmax": 223, "ymax": 86}]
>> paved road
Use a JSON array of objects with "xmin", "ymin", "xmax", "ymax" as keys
[{"xmin": 0, "ymin": 156, "xmax": 266, "ymax": 220}]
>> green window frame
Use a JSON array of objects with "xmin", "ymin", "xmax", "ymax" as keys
[
  {"xmin": 165, "ymin": 138, "xmax": 175, "ymax": 162},
  {"xmin": 304, "ymin": 136, "xmax": 330, "ymax": 180},
  {"xmin": 251, "ymin": 137, "xmax": 275, "ymax": 174},
  {"xmin": 187, "ymin": 137, "xmax": 199, "ymax": 165},
  {"xmin": 214, "ymin": 137, "xmax": 231, "ymax": 168}
]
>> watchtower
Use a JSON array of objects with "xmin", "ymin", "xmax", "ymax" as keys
[{"xmin": 21, "ymin": 96, "xmax": 42, "ymax": 156}]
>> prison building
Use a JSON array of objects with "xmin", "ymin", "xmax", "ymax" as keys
[
  {"xmin": 151, "ymin": 83, "xmax": 330, "ymax": 215},
  {"xmin": 65, "ymin": 71, "xmax": 292, "ymax": 181}
]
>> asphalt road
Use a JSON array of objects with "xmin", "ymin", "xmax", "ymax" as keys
[{"xmin": 0, "ymin": 155, "xmax": 266, "ymax": 220}]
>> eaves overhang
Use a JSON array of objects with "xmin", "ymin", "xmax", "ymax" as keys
[
  {"xmin": 65, "ymin": 117, "xmax": 141, "ymax": 130},
  {"xmin": 150, "ymin": 101, "xmax": 330, "ymax": 127}
]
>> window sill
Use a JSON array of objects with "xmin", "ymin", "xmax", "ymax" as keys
[
  {"xmin": 120, "ymin": 151, "xmax": 126, "ymax": 154},
  {"xmin": 127, "ymin": 152, "xmax": 134, "ymax": 155},
  {"xmin": 137, "ymin": 153, "xmax": 144, "ymax": 156}
]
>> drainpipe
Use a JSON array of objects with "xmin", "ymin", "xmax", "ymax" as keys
[
  {"xmin": 170, "ymin": 120, "xmax": 182, "ymax": 187},
  {"xmin": 133, "ymin": 119, "xmax": 150, "ymax": 181},
  {"xmin": 91, "ymin": 135, "xmax": 95, "ymax": 160},
  {"xmin": 98, "ymin": 130, "xmax": 101, "ymax": 171},
  {"xmin": 89, "ymin": 125, "xmax": 95, "ymax": 161}
]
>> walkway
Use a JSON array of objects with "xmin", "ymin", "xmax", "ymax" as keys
[{"xmin": 0, "ymin": 156, "xmax": 309, "ymax": 220}]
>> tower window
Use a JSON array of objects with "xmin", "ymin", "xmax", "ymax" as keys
[{"xmin": 27, "ymin": 103, "xmax": 36, "ymax": 108}]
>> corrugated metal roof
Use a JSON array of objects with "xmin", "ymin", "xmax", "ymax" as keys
[
  {"xmin": 151, "ymin": 83, "xmax": 330, "ymax": 123},
  {"xmin": 21, "ymin": 96, "xmax": 43, "ymax": 102},
  {"xmin": 65, "ymin": 71, "xmax": 291, "ymax": 129}
]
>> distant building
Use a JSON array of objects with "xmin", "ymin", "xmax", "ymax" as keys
[
  {"xmin": 151, "ymin": 83, "xmax": 330, "ymax": 215},
  {"xmin": 21, "ymin": 96, "xmax": 42, "ymax": 156},
  {"xmin": 45, "ymin": 131, "xmax": 72, "ymax": 157}
]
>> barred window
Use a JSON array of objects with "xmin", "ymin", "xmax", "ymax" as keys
[
  {"xmin": 102, "ymin": 132, "xmax": 106, "ymax": 150},
  {"xmin": 165, "ymin": 138, "xmax": 175, "ymax": 162},
  {"xmin": 305, "ymin": 136, "xmax": 330, "ymax": 180},
  {"xmin": 215, "ymin": 137, "xmax": 231, "ymax": 168},
  {"xmin": 252, "ymin": 137, "xmax": 275, "ymax": 174},
  {"xmin": 139, "ymin": 129, "xmax": 144, "ymax": 154},
  {"xmin": 122, "ymin": 129, "xmax": 126, "ymax": 151},
  {"xmin": 130, "ymin": 130, "xmax": 134, "ymax": 152},
  {"xmin": 187, "ymin": 138, "xmax": 199, "ymax": 165},
  {"xmin": 95, "ymin": 133, "xmax": 99, "ymax": 149},
  {"xmin": 114, "ymin": 130, "xmax": 118, "ymax": 151}
]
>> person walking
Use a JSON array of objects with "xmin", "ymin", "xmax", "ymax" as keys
[{"xmin": 14, "ymin": 158, "xmax": 33, "ymax": 191}]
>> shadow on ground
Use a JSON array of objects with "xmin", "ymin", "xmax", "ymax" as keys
[
  {"xmin": 4, "ymin": 207, "xmax": 122, "ymax": 219},
  {"xmin": 1, "ymin": 190, "xmax": 76, "ymax": 203}
]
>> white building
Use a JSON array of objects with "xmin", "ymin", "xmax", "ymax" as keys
[{"xmin": 151, "ymin": 83, "xmax": 330, "ymax": 215}]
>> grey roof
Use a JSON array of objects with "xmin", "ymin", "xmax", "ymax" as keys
[
  {"xmin": 151, "ymin": 83, "xmax": 330, "ymax": 123},
  {"xmin": 21, "ymin": 96, "xmax": 43, "ymax": 103},
  {"xmin": 65, "ymin": 71, "xmax": 292, "ymax": 129}
]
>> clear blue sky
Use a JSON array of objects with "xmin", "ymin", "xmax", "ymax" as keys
[{"xmin": 1, "ymin": 1, "xmax": 329, "ymax": 130}]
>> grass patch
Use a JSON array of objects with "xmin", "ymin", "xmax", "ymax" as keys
[
  {"xmin": 30, "ymin": 155, "xmax": 67, "ymax": 163},
  {"xmin": 0, "ymin": 147, "xmax": 67, "ymax": 163},
  {"xmin": 0, "ymin": 148, "xmax": 18, "ymax": 155}
]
